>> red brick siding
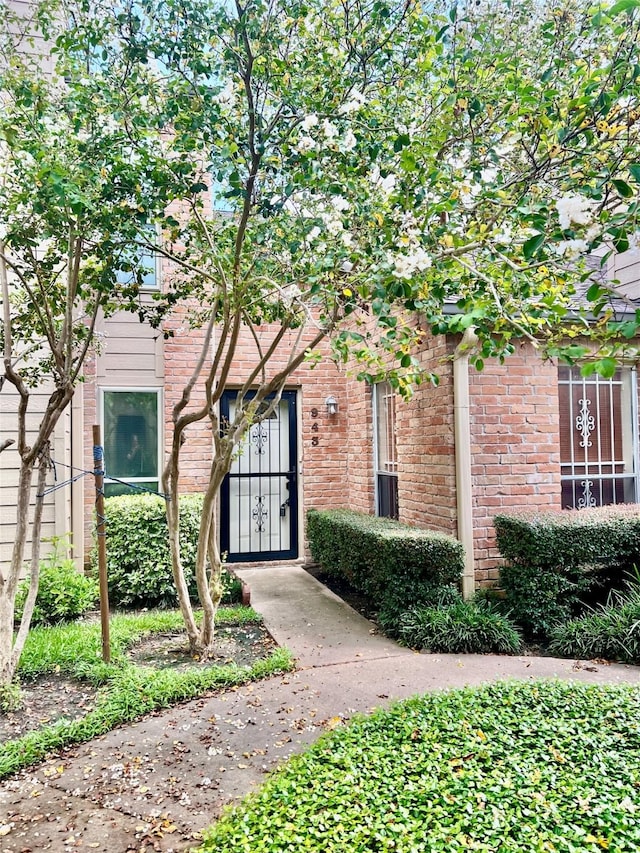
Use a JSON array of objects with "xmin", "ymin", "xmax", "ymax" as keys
[{"xmin": 469, "ymin": 342, "xmax": 562, "ymax": 585}]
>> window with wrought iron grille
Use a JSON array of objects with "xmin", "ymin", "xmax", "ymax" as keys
[
  {"xmin": 558, "ymin": 366, "xmax": 639, "ymax": 509},
  {"xmin": 373, "ymin": 381, "xmax": 399, "ymax": 519}
]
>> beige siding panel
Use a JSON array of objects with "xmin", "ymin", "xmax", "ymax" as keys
[
  {"xmin": 97, "ymin": 309, "xmax": 164, "ymax": 386},
  {"xmin": 611, "ymin": 249, "xmax": 640, "ymax": 300},
  {"xmin": 0, "ymin": 383, "xmax": 70, "ymax": 575}
]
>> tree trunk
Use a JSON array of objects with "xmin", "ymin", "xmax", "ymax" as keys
[
  {"xmin": 10, "ymin": 453, "xmax": 50, "ymax": 676},
  {"xmin": 0, "ymin": 457, "xmax": 35, "ymax": 687}
]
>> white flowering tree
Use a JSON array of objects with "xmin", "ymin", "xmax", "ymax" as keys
[
  {"xmin": 2, "ymin": 0, "xmax": 640, "ymax": 673},
  {"xmin": 0, "ymin": 2, "xmax": 192, "ymax": 687},
  {"xmin": 96, "ymin": 0, "xmax": 640, "ymax": 658}
]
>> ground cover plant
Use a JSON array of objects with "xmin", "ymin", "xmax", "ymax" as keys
[
  {"xmin": 201, "ymin": 680, "xmax": 640, "ymax": 853},
  {"xmin": 549, "ymin": 581, "xmax": 640, "ymax": 664},
  {"xmin": 397, "ymin": 598, "xmax": 522, "ymax": 655},
  {"xmin": 0, "ymin": 607, "xmax": 292, "ymax": 779}
]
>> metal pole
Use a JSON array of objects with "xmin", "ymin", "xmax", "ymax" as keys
[{"xmin": 93, "ymin": 425, "xmax": 110, "ymax": 663}]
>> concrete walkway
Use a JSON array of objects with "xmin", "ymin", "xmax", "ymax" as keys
[{"xmin": 2, "ymin": 565, "xmax": 640, "ymax": 853}]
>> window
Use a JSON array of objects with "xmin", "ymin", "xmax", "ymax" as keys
[
  {"xmin": 373, "ymin": 381, "xmax": 399, "ymax": 519},
  {"xmin": 558, "ymin": 367, "xmax": 639, "ymax": 509},
  {"xmin": 102, "ymin": 389, "xmax": 161, "ymax": 497},
  {"xmin": 115, "ymin": 228, "xmax": 160, "ymax": 289}
]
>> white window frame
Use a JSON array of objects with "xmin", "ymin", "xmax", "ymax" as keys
[
  {"xmin": 100, "ymin": 387, "xmax": 163, "ymax": 496},
  {"xmin": 373, "ymin": 381, "xmax": 399, "ymax": 518},
  {"xmin": 558, "ymin": 366, "xmax": 639, "ymax": 509}
]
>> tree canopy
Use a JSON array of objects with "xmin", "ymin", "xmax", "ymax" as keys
[{"xmin": 2, "ymin": 0, "xmax": 640, "ymax": 674}]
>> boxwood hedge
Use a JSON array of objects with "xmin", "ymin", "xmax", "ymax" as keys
[
  {"xmin": 97, "ymin": 493, "xmax": 240, "ymax": 609},
  {"xmin": 495, "ymin": 505, "xmax": 640, "ymax": 639},
  {"xmin": 306, "ymin": 508, "xmax": 463, "ymax": 620}
]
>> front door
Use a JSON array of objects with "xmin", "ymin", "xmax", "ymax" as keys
[{"xmin": 220, "ymin": 390, "xmax": 298, "ymax": 562}]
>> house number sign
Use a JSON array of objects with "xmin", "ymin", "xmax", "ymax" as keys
[{"xmin": 310, "ymin": 407, "xmax": 320, "ymax": 446}]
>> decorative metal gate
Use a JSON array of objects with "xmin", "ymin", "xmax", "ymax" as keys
[{"xmin": 220, "ymin": 390, "xmax": 298, "ymax": 562}]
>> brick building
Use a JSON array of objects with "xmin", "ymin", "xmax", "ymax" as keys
[{"xmin": 3, "ymin": 247, "xmax": 640, "ymax": 591}]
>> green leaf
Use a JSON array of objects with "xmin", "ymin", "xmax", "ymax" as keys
[
  {"xmin": 607, "ymin": 0, "xmax": 640, "ymax": 15},
  {"xmin": 586, "ymin": 283, "xmax": 604, "ymax": 302},
  {"xmin": 628, "ymin": 164, "xmax": 640, "ymax": 183},
  {"xmin": 612, "ymin": 178, "xmax": 634, "ymax": 198},
  {"xmin": 594, "ymin": 357, "xmax": 617, "ymax": 378},
  {"xmin": 522, "ymin": 233, "xmax": 545, "ymax": 260}
]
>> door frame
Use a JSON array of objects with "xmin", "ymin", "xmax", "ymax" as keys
[{"xmin": 220, "ymin": 390, "xmax": 299, "ymax": 562}]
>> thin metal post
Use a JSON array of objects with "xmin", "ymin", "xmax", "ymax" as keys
[{"xmin": 93, "ymin": 425, "xmax": 110, "ymax": 663}]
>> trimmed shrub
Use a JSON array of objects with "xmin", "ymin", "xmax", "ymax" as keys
[
  {"xmin": 397, "ymin": 598, "xmax": 522, "ymax": 654},
  {"xmin": 306, "ymin": 508, "xmax": 463, "ymax": 620},
  {"xmin": 100, "ymin": 494, "xmax": 241, "ymax": 609},
  {"xmin": 494, "ymin": 506, "xmax": 640, "ymax": 640},
  {"xmin": 548, "ymin": 582, "xmax": 640, "ymax": 664},
  {"xmin": 15, "ymin": 539, "xmax": 98, "ymax": 626}
]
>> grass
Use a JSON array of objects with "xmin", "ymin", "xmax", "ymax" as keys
[
  {"xmin": 0, "ymin": 607, "xmax": 293, "ymax": 779},
  {"xmin": 200, "ymin": 680, "xmax": 640, "ymax": 853}
]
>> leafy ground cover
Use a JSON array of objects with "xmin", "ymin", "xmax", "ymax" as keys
[
  {"xmin": 201, "ymin": 680, "xmax": 640, "ymax": 853},
  {"xmin": 0, "ymin": 607, "xmax": 293, "ymax": 779}
]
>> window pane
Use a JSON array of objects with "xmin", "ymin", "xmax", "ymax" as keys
[
  {"xmin": 558, "ymin": 368, "xmax": 636, "ymax": 509},
  {"xmin": 103, "ymin": 391, "xmax": 159, "ymax": 487},
  {"xmin": 374, "ymin": 382, "xmax": 398, "ymax": 518},
  {"xmin": 375, "ymin": 382, "xmax": 398, "ymax": 473}
]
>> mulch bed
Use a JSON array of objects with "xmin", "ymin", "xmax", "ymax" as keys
[{"xmin": 0, "ymin": 623, "xmax": 276, "ymax": 744}]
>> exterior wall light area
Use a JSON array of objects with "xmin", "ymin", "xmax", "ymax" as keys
[{"xmin": 325, "ymin": 395, "xmax": 338, "ymax": 416}]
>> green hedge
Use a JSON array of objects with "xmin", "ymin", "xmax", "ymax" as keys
[
  {"xmin": 98, "ymin": 494, "xmax": 240, "ymax": 609},
  {"xmin": 494, "ymin": 505, "xmax": 640, "ymax": 640},
  {"xmin": 306, "ymin": 508, "xmax": 463, "ymax": 620}
]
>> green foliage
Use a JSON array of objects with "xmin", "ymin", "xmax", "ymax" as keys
[
  {"xmin": 15, "ymin": 539, "xmax": 99, "ymax": 626},
  {"xmin": 0, "ymin": 608, "xmax": 292, "ymax": 778},
  {"xmin": 549, "ymin": 581, "xmax": 640, "ymax": 664},
  {"xmin": 99, "ymin": 494, "xmax": 240, "ymax": 609},
  {"xmin": 0, "ymin": 682, "xmax": 23, "ymax": 713},
  {"xmin": 306, "ymin": 508, "xmax": 463, "ymax": 620},
  {"xmin": 397, "ymin": 599, "xmax": 522, "ymax": 654},
  {"xmin": 17, "ymin": 605, "xmax": 261, "ymax": 682},
  {"xmin": 200, "ymin": 681, "xmax": 640, "ymax": 852},
  {"xmin": 494, "ymin": 506, "xmax": 640, "ymax": 639}
]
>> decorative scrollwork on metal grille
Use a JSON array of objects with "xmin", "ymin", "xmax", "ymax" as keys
[
  {"xmin": 576, "ymin": 398, "xmax": 595, "ymax": 449},
  {"xmin": 252, "ymin": 495, "xmax": 268, "ymax": 532},
  {"xmin": 251, "ymin": 424, "xmax": 269, "ymax": 455},
  {"xmin": 578, "ymin": 479, "xmax": 597, "ymax": 509}
]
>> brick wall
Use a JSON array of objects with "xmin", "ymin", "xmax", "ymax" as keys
[
  {"xmin": 398, "ymin": 336, "xmax": 458, "ymax": 535},
  {"xmin": 468, "ymin": 342, "xmax": 562, "ymax": 585}
]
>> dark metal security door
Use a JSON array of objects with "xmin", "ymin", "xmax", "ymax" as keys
[{"xmin": 220, "ymin": 391, "xmax": 298, "ymax": 562}]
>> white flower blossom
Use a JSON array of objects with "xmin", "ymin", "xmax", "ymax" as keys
[
  {"xmin": 301, "ymin": 113, "xmax": 319, "ymax": 131},
  {"xmin": 295, "ymin": 135, "xmax": 318, "ymax": 154},
  {"xmin": 214, "ymin": 80, "xmax": 235, "ymax": 104},
  {"xmin": 388, "ymin": 247, "xmax": 432, "ymax": 279},
  {"xmin": 306, "ymin": 226, "xmax": 322, "ymax": 242},
  {"xmin": 370, "ymin": 166, "xmax": 396, "ymax": 198},
  {"xmin": 555, "ymin": 194, "xmax": 596, "ymax": 230},
  {"xmin": 340, "ymin": 260, "xmax": 354, "ymax": 273},
  {"xmin": 322, "ymin": 211, "xmax": 344, "ymax": 235},
  {"xmin": 555, "ymin": 238, "xmax": 588, "ymax": 259},
  {"xmin": 480, "ymin": 166, "xmax": 498, "ymax": 184},
  {"xmin": 341, "ymin": 130, "xmax": 357, "ymax": 152},
  {"xmin": 459, "ymin": 181, "xmax": 482, "ymax": 209},
  {"xmin": 341, "ymin": 232, "xmax": 355, "ymax": 247},
  {"xmin": 330, "ymin": 195, "xmax": 350, "ymax": 212},
  {"xmin": 493, "ymin": 224, "xmax": 513, "ymax": 245},
  {"xmin": 338, "ymin": 90, "xmax": 366, "ymax": 114},
  {"xmin": 321, "ymin": 119, "xmax": 338, "ymax": 139}
]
